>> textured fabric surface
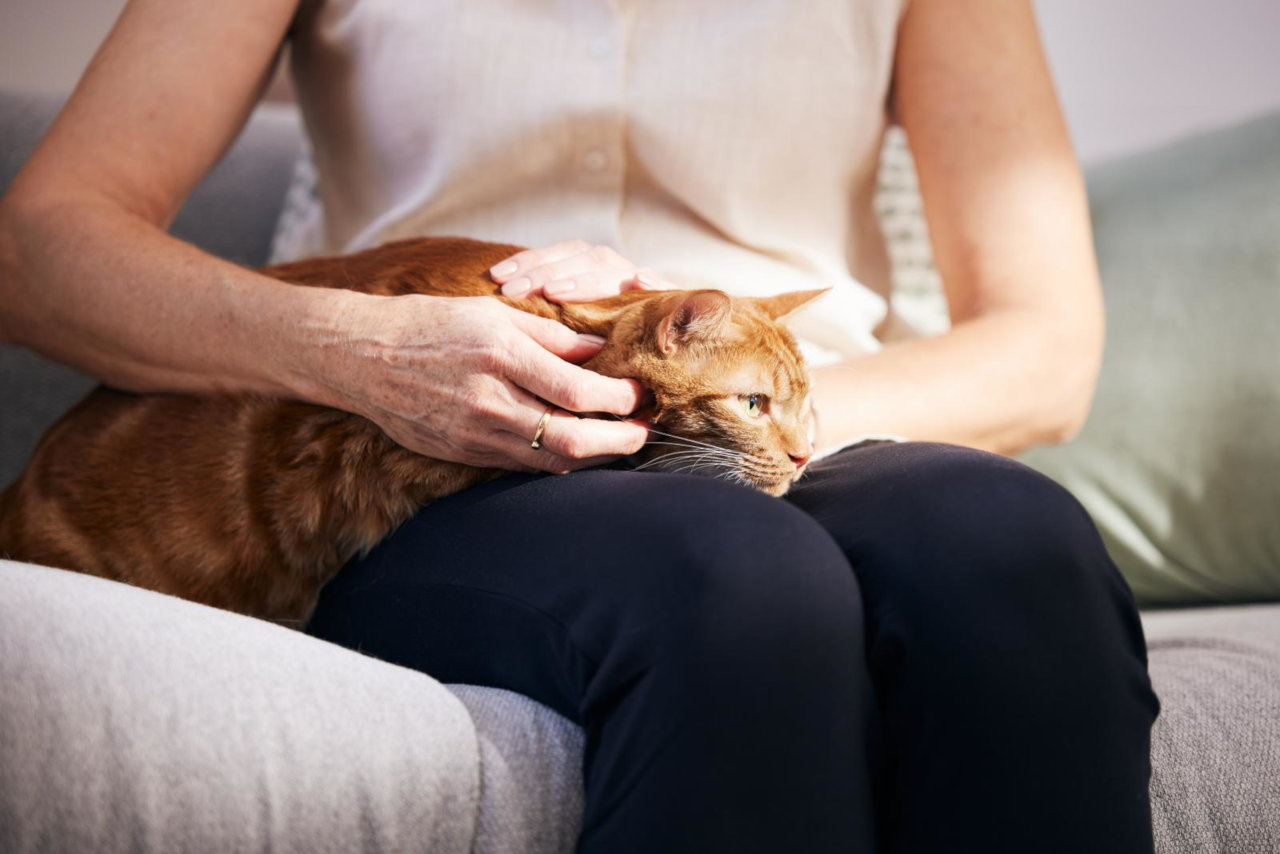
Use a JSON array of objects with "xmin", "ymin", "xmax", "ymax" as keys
[
  {"xmin": 1021, "ymin": 111, "xmax": 1280, "ymax": 605},
  {"xmin": 448, "ymin": 685, "xmax": 585, "ymax": 854},
  {"xmin": 1143, "ymin": 605, "xmax": 1280, "ymax": 853},
  {"xmin": 0, "ymin": 559, "xmax": 481, "ymax": 854}
]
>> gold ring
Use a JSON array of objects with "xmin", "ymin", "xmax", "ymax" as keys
[{"xmin": 530, "ymin": 406, "xmax": 554, "ymax": 450}]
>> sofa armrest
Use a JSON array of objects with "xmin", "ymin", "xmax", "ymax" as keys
[{"xmin": 0, "ymin": 559, "xmax": 482, "ymax": 854}]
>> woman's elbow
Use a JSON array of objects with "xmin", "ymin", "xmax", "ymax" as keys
[{"xmin": 1035, "ymin": 307, "xmax": 1105, "ymax": 447}]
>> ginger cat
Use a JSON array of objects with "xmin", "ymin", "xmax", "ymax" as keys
[{"xmin": 0, "ymin": 237, "xmax": 822, "ymax": 624}]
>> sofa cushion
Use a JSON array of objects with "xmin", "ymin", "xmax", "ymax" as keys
[
  {"xmin": 1143, "ymin": 604, "xmax": 1280, "ymax": 853},
  {"xmin": 1022, "ymin": 110, "xmax": 1280, "ymax": 605},
  {"xmin": 0, "ymin": 559, "xmax": 482, "ymax": 854},
  {"xmin": 448, "ymin": 685, "xmax": 585, "ymax": 854}
]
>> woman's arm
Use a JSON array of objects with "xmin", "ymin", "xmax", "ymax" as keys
[
  {"xmin": 811, "ymin": 0, "xmax": 1103, "ymax": 456},
  {"xmin": 0, "ymin": 0, "xmax": 646, "ymax": 472},
  {"xmin": 0, "ymin": 0, "xmax": 309, "ymax": 393}
]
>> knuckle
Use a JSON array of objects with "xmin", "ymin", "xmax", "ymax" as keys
[
  {"xmin": 457, "ymin": 386, "xmax": 488, "ymax": 417},
  {"xmin": 473, "ymin": 341, "xmax": 509, "ymax": 372},
  {"xmin": 588, "ymin": 245, "xmax": 615, "ymax": 265},
  {"xmin": 557, "ymin": 431, "xmax": 591, "ymax": 460}
]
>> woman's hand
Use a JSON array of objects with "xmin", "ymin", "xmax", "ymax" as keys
[
  {"xmin": 489, "ymin": 240, "xmax": 674, "ymax": 302},
  {"xmin": 310, "ymin": 291, "xmax": 649, "ymax": 473}
]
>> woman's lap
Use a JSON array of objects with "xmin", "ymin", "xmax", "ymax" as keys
[
  {"xmin": 308, "ymin": 466, "xmax": 876, "ymax": 854},
  {"xmin": 307, "ymin": 441, "xmax": 1157, "ymax": 854}
]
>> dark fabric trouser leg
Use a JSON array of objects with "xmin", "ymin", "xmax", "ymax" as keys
[
  {"xmin": 306, "ymin": 469, "xmax": 876, "ymax": 854},
  {"xmin": 307, "ymin": 441, "xmax": 1159, "ymax": 854},
  {"xmin": 785, "ymin": 441, "xmax": 1159, "ymax": 854}
]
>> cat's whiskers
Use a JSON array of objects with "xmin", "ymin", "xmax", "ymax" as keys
[
  {"xmin": 642, "ymin": 441, "xmax": 740, "ymax": 462},
  {"xmin": 606, "ymin": 414, "xmax": 734, "ymax": 456},
  {"xmin": 634, "ymin": 446, "xmax": 743, "ymax": 475},
  {"xmin": 632, "ymin": 449, "xmax": 736, "ymax": 473}
]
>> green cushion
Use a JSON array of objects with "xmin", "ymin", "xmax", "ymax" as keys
[{"xmin": 1021, "ymin": 111, "xmax": 1280, "ymax": 606}]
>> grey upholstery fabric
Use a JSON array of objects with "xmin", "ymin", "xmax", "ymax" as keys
[
  {"xmin": 448, "ymin": 686, "xmax": 585, "ymax": 854},
  {"xmin": 0, "ymin": 559, "xmax": 481, "ymax": 854},
  {"xmin": 1144, "ymin": 605, "xmax": 1280, "ymax": 853}
]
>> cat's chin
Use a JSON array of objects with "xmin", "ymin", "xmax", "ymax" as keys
[{"xmin": 754, "ymin": 476, "xmax": 797, "ymax": 498}]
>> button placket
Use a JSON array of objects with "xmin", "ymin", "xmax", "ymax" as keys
[{"xmin": 563, "ymin": 4, "xmax": 628, "ymax": 249}]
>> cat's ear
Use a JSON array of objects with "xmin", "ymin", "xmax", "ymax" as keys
[
  {"xmin": 656, "ymin": 290, "xmax": 733, "ymax": 355},
  {"xmin": 753, "ymin": 288, "xmax": 830, "ymax": 321}
]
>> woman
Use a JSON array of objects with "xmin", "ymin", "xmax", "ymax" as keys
[{"xmin": 0, "ymin": 1, "xmax": 1158, "ymax": 852}]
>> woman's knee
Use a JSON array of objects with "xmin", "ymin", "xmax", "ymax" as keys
[
  {"xmin": 793, "ymin": 443, "xmax": 1140, "ymax": 655},
  {"xmin": 587, "ymin": 474, "xmax": 866, "ymax": 679}
]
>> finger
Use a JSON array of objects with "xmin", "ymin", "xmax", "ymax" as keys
[
  {"xmin": 540, "ymin": 271, "xmax": 638, "ymax": 303},
  {"xmin": 513, "ymin": 406, "xmax": 649, "ymax": 462},
  {"xmin": 621, "ymin": 267, "xmax": 676, "ymax": 292},
  {"xmin": 480, "ymin": 382, "xmax": 644, "ymax": 471},
  {"xmin": 505, "ymin": 308, "xmax": 608, "ymax": 364},
  {"xmin": 502, "ymin": 247, "xmax": 628, "ymax": 300},
  {"xmin": 491, "ymin": 429, "xmax": 624, "ymax": 474},
  {"xmin": 510, "ymin": 337, "xmax": 646, "ymax": 415},
  {"xmin": 490, "ymin": 239, "xmax": 591, "ymax": 284},
  {"xmin": 466, "ymin": 372, "xmax": 645, "ymax": 457}
]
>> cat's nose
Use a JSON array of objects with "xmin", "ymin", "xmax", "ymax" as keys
[{"xmin": 789, "ymin": 452, "xmax": 811, "ymax": 469}]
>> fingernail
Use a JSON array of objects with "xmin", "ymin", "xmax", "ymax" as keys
[
  {"xmin": 502, "ymin": 277, "xmax": 531, "ymax": 297},
  {"xmin": 490, "ymin": 260, "xmax": 518, "ymax": 278},
  {"xmin": 545, "ymin": 280, "xmax": 576, "ymax": 296},
  {"xmin": 577, "ymin": 333, "xmax": 606, "ymax": 347}
]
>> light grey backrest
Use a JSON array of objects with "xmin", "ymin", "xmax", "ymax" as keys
[{"xmin": 0, "ymin": 88, "xmax": 303, "ymax": 486}]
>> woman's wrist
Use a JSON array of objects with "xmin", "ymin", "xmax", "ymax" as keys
[{"xmin": 266, "ymin": 283, "xmax": 379, "ymax": 412}]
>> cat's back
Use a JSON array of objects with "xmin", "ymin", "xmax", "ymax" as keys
[
  {"xmin": 263, "ymin": 236, "xmax": 527, "ymax": 300},
  {"xmin": 0, "ymin": 388, "xmax": 266, "ymax": 581}
]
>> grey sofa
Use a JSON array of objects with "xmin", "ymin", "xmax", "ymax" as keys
[{"xmin": 2, "ymin": 88, "xmax": 1278, "ymax": 853}]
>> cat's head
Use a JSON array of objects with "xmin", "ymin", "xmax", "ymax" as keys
[{"xmin": 580, "ymin": 288, "xmax": 825, "ymax": 496}]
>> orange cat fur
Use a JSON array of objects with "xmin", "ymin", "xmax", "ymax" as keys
[{"xmin": 0, "ymin": 237, "xmax": 822, "ymax": 624}]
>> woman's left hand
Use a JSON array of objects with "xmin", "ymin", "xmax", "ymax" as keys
[{"xmin": 489, "ymin": 239, "xmax": 674, "ymax": 302}]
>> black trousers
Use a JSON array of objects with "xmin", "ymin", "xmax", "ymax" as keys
[{"xmin": 307, "ymin": 441, "xmax": 1159, "ymax": 854}]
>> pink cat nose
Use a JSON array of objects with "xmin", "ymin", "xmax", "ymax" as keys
[{"xmin": 789, "ymin": 452, "xmax": 811, "ymax": 469}]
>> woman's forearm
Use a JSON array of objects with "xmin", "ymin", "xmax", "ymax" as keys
[
  {"xmin": 0, "ymin": 193, "xmax": 350, "ymax": 402},
  {"xmin": 811, "ymin": 306, "xmax": 1102, "ymax": 457}
]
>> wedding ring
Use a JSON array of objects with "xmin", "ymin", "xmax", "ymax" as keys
[{"xmin": 530, "ymin": 406, "xmax": 554, "ymax": 450}]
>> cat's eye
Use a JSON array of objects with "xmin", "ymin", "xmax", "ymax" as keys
[{"xmin": 741, "ymin": 394, "xmax": 766, "ymax": 417}]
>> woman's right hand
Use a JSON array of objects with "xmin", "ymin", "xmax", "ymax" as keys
[{"xmin": 308, "ymin": 291, "xmax": 650, "ymax": 473}]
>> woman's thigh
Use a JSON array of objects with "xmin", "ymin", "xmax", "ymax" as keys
[
  {"xmin": 307, "ymin": 468, "xmax": 868, "ymax": 722},
  {"xmin": 306, "ymin": 468, "xmax": 878, "ymax": 853}
]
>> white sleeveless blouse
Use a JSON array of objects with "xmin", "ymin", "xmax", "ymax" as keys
[{"xmin": 289, "ymin": 0, "xmax": 909, "ymax": 363}]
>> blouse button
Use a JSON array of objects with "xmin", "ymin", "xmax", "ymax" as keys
[{"xmin": 582, "ymin": 150, "xmax": 608, "ymax": 172}]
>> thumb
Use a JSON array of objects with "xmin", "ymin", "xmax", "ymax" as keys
[{"xmin": 507, "ymin": 308, "xmax": 605, "ymax": 364}]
